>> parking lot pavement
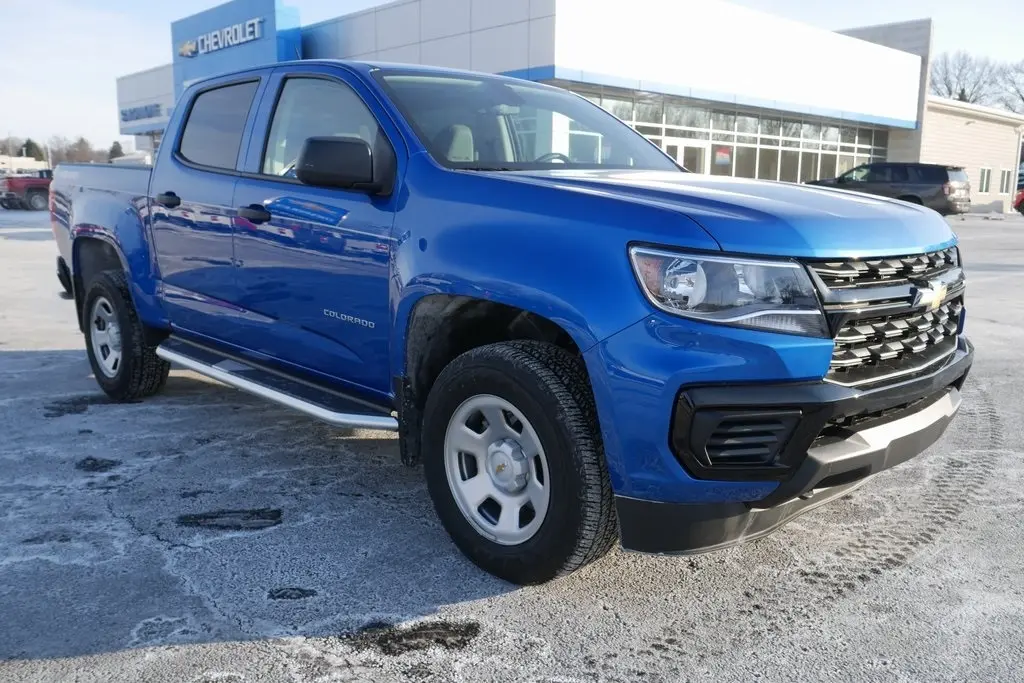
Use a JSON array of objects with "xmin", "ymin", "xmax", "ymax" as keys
[{"xmin": 1, "ymin": 208, "xmax": 1022, "ymax": 682}]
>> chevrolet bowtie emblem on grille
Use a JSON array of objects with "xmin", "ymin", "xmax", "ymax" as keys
[{"xmin": 912, "ymin": 281, "xmax": 947, "ymax": 311}]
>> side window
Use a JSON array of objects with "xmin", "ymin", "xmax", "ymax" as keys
[
  {"xmin": 179, "ymin": 81, "xmax": 259, "ymax": 170},
  {"xmin": 844, "ymin": 165, "xmax": 870, "ymax": 182},
  {"xmin": 262, "ymin": 77, "xmax": 380, "ymax": 176},
  {"xmin": 864, "ymin": 165, "xmax": 890, "ymax": 183},
  {"xmin": 889, "ymin": 165, "xmax": 909, "ymax": 183}
]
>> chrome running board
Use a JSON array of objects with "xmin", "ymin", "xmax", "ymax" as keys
[{"xmin": 156, "ymin": 337, "xmax": 398, "ymax": 431}]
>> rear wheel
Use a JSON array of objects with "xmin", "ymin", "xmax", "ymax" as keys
[
  {"xmin": 83, "ymin": 269, "xmax": 169, "ymax": 401},
  {"xmin": 422, "ymin": 341, "xmax": 617, "ymax": 584},
  {"xmin": 27, "ymin": 191, "xmax": 47, "ymax": 211}
]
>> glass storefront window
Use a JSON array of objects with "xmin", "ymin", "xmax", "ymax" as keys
[
  {"xmin": 838, "ymin": 155, "xmax": 857, "ymax": 175},
  {"xmin": 820, "ymin": 153, "xmax": 837, "ymax": 179},
  {"xmin": 602, "ymin": 96, "xmax": 634, "ymax": 122},
  {"xmin": 802, "ymin": 122, "xmax": 822, "ymax": 140},
  {"xmin": 857, "ymin": 128, "xmax": 873, "ymax": 147},
  {"xmin": 800, "ymin": 151, "xmax": 819, "ymax": 182},
  {"xmin": 758, "ymin": 148, "xmax": 780, "ymax": 180},
  {"xmin": 822, "ymin": 126, "xmax": 839, "ymax": 143},
  {"xmin": 712, "ymin": 111, "xmax": 736, "ymax": 132},
  {"xmin": 761, "ymin": 117, "xmax": 781, "ymax": 136},
  {"xmin": 635, "ymin": 96, "xmax": 663, "ymax": 124},
  {"xmin": 840, "ymin": 127, "xmax": 856, "ymax": 144},
  {"xmin": 735, "ymin": 146, "xmax": 757, "ymax": 178},
  {"xmin": 712, "ymin": 132, "xmax": 736, "ymax": 142},
  {"xmin": 780, "ymin": 150, "xmax": 800, "ymax": 182},
  {"xmin": 666, "ymin": 102, "xmax": 710, "ymax": 128},
  {"xmin": 736, "ymin": 115, "xmax": 758, "ymax": 134},
  {"xmin": 873, "ymin": 129, "xmax": 889, "ymax": 149},
  {"xmin": 711, "ymin": 144, "xmax": 734, "ymax": 175},
  {"xmin": 781, "ymin": 119, "xmax": 802, "ymax": 139},
  {"xmin": 683, "ymin": 147, "xmax": 706, "ymax": 174},
  {"xmin": 635, "ymin": 125, "xmax": 662, "ymax": 137}
]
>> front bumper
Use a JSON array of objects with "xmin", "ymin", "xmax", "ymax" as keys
[{"xmin": 616, "ymin": 336, "xmax": 973, "ymax": 554}]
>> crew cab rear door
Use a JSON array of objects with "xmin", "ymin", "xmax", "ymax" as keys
[
  {"xmin": 230, "ymin": 64, "xmax": 404, "ymax": 398},
  {"xmin": 149, "ymin": 72, "xmax": 269, "ymax": 338}
]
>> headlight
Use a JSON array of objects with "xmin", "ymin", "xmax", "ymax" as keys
[{"xmin": 629, "ymin": 246, "xmax": 829, "ymax": 337}]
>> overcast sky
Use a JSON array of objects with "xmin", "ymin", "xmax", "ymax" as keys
[{"xmin": 0, "ymin": 0, "xmax": 1019, "ymax": 150}]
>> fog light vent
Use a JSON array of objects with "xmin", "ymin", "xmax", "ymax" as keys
[{"xmin": 706, "ymin": 418, "xmax": 791, "ymax": 466}]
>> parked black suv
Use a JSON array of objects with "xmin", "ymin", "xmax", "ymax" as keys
[{"xmin": 808, "ymin": 162, "xmax": 970, "ymax": 215}]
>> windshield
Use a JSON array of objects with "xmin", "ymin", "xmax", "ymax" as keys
[{"xmin": 374, "ymin": 70, "xmax": 680, "ymax": 172}]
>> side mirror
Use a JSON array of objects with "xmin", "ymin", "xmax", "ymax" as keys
[
  {"xmin": 836, "ymin": 175, "xmax": 848, "ymax": 184},
  {"xmin": 295, "ymin": 136, "xmax": 379, "ymax": 192}
]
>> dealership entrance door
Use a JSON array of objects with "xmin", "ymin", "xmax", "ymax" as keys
[{"xmin": 664, "ymin": 141, "xmax": 708, "ymax": 174}]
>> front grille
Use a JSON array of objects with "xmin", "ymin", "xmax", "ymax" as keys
[
  {"xmin": 808, "ymin": 247, "xmax": 958, "ymax": 289},
  {"xmin": 827, "ymin": 298, "xmax": 962, "ymax": 386}
]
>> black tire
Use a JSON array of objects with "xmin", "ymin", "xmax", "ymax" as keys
[
  {"xmin": 82, "ymin": 269, "xmax": 169, "ymax": 401},
  {"xmin": 422, "ymin": 340, "xmax": 617, "ymax": 584},
  {"xmin": 27, "ymin": 191, "xmax": 47, "ymax": 211},
  {"xmin": 0, "ymin": 200, "xmax": 10, "ymax": 210}
]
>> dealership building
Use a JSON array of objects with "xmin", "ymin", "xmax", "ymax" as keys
[{"xmin": 116, "ymin": 0, "xmax": 1024, "ymax": 212}]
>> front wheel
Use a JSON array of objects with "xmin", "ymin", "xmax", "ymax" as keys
[
  {"xmin": 422, "ymin": 341, "xmax": 617, "ymax": 584},
  {"xmin": 83, "ymin": 269, "xmax": 170, "ymax": 401}
]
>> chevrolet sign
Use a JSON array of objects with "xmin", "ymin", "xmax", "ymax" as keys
[
  {"xmin": 178, "ymin": 17, "xmax": 265, "ymax": 58},
  {"xmin": 120, "ymin": 104, "xmax": 162, "ymax": 122}
]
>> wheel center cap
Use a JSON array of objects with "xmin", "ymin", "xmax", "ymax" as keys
[{"xmin": 486, "ymin": 438, "xmax": 529, "ymax": 493}]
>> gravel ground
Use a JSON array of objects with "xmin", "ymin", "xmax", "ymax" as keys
[{"xmin": 1, "ymin": 208, "xmax": 1022, "ymax": 683}]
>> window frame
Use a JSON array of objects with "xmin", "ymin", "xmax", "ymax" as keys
[
  {"xmin": 998, "ymin": 169, "xmax": 1012, "ymax": 195},
  {"xmin": 979, "ymin": 167, "xmax": 992, "ymax": 194},
  {"xmin": 174, "ymin": 77, "xmax": 262, "ymax": 176}
]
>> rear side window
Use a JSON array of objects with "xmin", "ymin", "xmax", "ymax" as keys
[
  {"xmin": 911, "ymin": 166, "xmax": 947, "ymax": 183},
  {"xmin": 947, "ymin": 168, "xmax": 969, "ymax": 183},
  {"xmin": 179, "ymin": 81, "xmax": 259, "ymax": 170}
]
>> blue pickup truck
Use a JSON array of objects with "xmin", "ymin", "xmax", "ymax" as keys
[{"xmin": 51, "ymin": 60, "xmax": 973, "ymax": 584}]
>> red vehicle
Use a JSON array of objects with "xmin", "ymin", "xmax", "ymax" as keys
[
  {"xmin": 1015, "ymin": 188, "xmax": 1024, "ymax": 215},
  {"xmin": 0, "ymin": 169, "xmax": 53, "ymax": 211}
]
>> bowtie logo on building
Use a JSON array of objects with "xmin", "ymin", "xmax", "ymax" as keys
[{"xmin": 178, "ymin": 17, "xmax": 264, "ymax": 59}]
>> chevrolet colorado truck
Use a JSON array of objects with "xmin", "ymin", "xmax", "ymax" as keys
[{"xmin": 50, "ymin": 60, "xmax": 973, "ymax": 584}]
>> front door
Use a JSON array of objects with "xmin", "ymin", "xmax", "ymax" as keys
[
  {"xmin": 230, "ymin": 69, "xmax": 397, "ymax": 398},
  {"xmin": 665, "ymin": 140, "xmax": 708, "ymax": 174},
  {"xmin": 149, "ymin": 78, "xmax": 262, "ymax": 338}
]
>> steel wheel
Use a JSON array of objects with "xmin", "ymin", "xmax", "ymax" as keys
[
  {"xmin": 443, "ymin": 394, "xmax": 551, "ymax": 546},
  {"xmin": 28, "ymin": 193, "xmax": 47, "ymax": 211},
  {"xmin": 89, "ymin": 296, "xmax": 122, "ymax": 378}
]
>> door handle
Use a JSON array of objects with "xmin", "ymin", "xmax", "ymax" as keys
[
  {"xmin": 155, "ymin": 191, "xmax": 181, "ymax": 208},
  {"xmin": 237, "ymin": 204, "xmax": 272, "ymax": 224}
]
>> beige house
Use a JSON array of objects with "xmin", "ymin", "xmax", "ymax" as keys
[
  {"xmin": 844, "ymin": 19, "xmax": 1024, "ymax": 214},
  {"xmin": 919, "ymin": 98, "xmax": 1024, "ymax": 213}
]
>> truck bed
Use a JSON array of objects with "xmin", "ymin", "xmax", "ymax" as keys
[{"xmin": 53, "ymin": 163, "xmax": 151, "ymax": 196}]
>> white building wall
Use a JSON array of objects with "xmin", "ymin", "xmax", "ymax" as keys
[
  {"xmin": 553, "ymin": 0, "xmax": 922, "ymax": 127},
  {"xmin": 116, "ymin": 65, "xmax": 174, "ymax": 136},
  {"xmin": 301, "ymin": 0, "xmax": 555, "ymax": 76},
  {"xmin": 839, "ymin": 19, "xmax": 934, "ymax": 161}
]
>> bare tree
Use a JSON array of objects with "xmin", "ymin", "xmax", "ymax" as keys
[
  {"xmin": 930, "ymin": 51, "xmax": 1002, "ymax": 104},
  {"xmin": 1000, "ymin": 60, "xmax": 1024, "ymax": 114}
]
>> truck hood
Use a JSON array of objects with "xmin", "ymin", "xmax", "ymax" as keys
[{"xmin": 500, "ymin": 170, "xmax": 956, "ymax": 258}]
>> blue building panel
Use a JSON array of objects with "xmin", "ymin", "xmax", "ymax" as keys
[{"xmin": 171, "ymin": 0, "xmax": 301, "ymax": 100}]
